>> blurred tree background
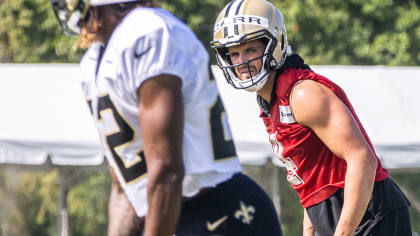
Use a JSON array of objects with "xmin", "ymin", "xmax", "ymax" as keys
[
  {"xmin": 1, "ymin": 0, "xmax": 419, "ymax": 65},
  {"xmin": 0, "ymin": 0, "xmax": 419, "ymax": 235}
]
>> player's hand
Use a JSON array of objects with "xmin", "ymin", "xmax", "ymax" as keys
[
  {"xmin": 333, "ymin": 223, "xmax": 356, "ymax": 236},
  {"xmin": 303, "ymin": 226, "xmax": 314, "ymax": 236}
]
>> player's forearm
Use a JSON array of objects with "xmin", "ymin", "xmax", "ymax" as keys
[
  {"xmin": 334, "ymin": 152, "xmax": 377, "ymax": 236},
  {"xmin": 303, "ymin": 208, "xmax": 314, "ymax": 236},
  {"xmin": 143, "ymin": 124, "xmax": 184, "ymax": 236},
  {"xmin": 138, "ymin": 75, "xmax": 184, "ymax": 236},
  {"xmin": 143, "ymin": 135, "xmax": 184, "ymax": 236},
  {"xmin": 145, "ymin": 168, "xmax": 183, "ymax": 236}
]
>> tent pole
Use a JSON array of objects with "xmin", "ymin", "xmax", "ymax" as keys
[
  {"xmin": 58, "ymin": 167, "xmax": 69, "ymax": 236},
  {"xmin": 272, "ymin": 162, "xmax": 282, "ymax": 219}
]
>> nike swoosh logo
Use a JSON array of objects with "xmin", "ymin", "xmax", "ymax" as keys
[
  {"xmin": 207, "ymin": 215, "xmax": 228, "ymax": 232},
  {"xmin": 134, "ymin": 46, "xmax": 152, "ymax": 59}
]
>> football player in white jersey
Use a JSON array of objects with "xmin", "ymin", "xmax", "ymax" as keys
[{"xmin": 51, "ymin": 0, "xmax": 283, "ymax": 235}]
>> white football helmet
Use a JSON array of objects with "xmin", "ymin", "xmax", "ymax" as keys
[
  {"xmin": 50, "ymin": 0, "xmax": 140, "ymax": 35},
  {"xmin": 211, "ymin": 0, "xmax": 290, "ymax": 92}
]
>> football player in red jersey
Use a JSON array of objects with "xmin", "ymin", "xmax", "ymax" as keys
[
  {"xmin": 51, "ymin": 0, "xmax": 283, "ymax": 235},
  {"xmin": 212, "ymin": 0, "xmax": 412, "ymax": 235}
]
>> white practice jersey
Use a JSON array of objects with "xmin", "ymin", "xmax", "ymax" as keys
[{"xmin": 79, "ymin": 7, "xmax": 242, "ymax": 217}]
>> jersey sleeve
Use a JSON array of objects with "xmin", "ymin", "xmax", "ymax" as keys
[
  {"xmin": 127, "ymin": 26, "xmax": 195, "ymax": 90},
  {"xmin": 79, "ymin": 43, "xmax": 101, "ymax": 99}
]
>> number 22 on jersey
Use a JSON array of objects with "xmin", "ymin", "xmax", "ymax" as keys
[
  {"xmin": 90, "ymin": 88, "xmax": 236, "ymax": 185},
  {"xmin": 96, "ymin": 94, "xmax": 147, "ymax": 185}
]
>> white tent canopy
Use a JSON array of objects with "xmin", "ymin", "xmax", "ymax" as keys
[
  {"xmin": 0, "ymin": 64, "xmax": 103, "ymax": 166},
  {"xmin": 0, "ymin": 64, "xmax": 419, "ymax": 170}
]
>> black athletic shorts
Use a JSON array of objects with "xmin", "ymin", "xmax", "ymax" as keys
[
  {"xmin": 175, "ymin": 173, "xmax": 283, "ymax": 236},
  {"xmin": 306, "ymin": 177, "xmax": 412, "ymax": 236}
]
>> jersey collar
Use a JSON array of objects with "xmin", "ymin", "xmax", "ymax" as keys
[{"xmin": 257, "ymin": 54, "xmax": 311, "ymax": 117}]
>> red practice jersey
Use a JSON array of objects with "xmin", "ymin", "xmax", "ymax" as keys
[{"xmin": 260, "ymin": 67, "xmax": 389, "ymax": 208}]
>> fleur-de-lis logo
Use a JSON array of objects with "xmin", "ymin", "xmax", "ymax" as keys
[{"xmin": 234, "ymin": 201, "xmax": 255, "ymax": 225}]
